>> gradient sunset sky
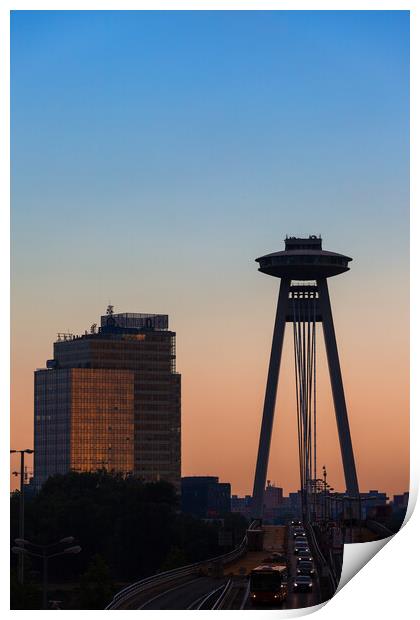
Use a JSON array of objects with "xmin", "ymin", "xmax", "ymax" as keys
[{"xmin": 11, "ymin": 10, "xmax": 409, "ymax": 497}]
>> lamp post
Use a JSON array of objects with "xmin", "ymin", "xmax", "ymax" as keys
[
  {"xmin": 313, "ymin": 478, "xmax": 322, "ymax": 521},
  {"xmin": 322, "ymin": 466, "xmax": 327, "ymax": 523},
  {"xmin": 12, "ymin": 538, "xmax": 81, "ymax": 609},
  {"xmin": 325, "ymin": 484, "xmax": 330, "ymax": 520},
  {"xmin": 332, "ymin": 493, "xmax": 339, "ymax": 522},
  {"xmin": 327, "ymin": 487, "xmax": 334, "ymax": 521},
  {"xmin": 10, "ymin": 449, "xmax": 34, "ymax": 584}
]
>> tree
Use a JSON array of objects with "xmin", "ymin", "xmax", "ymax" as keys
[
  {"xmin": 11, "ymin": 470, "xmax": 231, "ymax": 608},
  {"xmin": 10, "ymin": 569, "xmax": 41, "ymax": 610},
  {"xmin": 160, "ymin": 545, "xmax": 188, "ymax": 572},
  {"xmin": 77, "ymin": 554, "xmax": 114, "ymax": 609}
]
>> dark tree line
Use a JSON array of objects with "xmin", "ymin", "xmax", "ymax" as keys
[{"xmin": 10, "ymin": 471, "xmax": 248, "ymax": 609}]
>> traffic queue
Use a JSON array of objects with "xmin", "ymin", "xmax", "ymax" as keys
[{"xmin": 290, "ymin": 520, "xmax": 316, "ymax": 593}]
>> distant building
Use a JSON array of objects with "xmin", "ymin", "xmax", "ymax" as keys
[
  {"xmin": 231, "ymin": 494, "xmax": 253, "ymax": 519},
  {"xmin": 181, "ymin": 476, "xmax": 231, "ymax": 518},
  {"xmin": 263, "ymin": 481, "xmax": 283, "ymax": 520},
  {"xmin": 264, "ymin": 481, "xmax": 283, "ymax": 507},
  {"xmin": 34, "ymin": 308, "xmax": 181, "ymax": 491},
  {"xmin": 360, "ymin": 490, "xmax": 388, "ymax": 519},
  {"xmin": 289, "ymin": 491, "xmax": 303, "ymax": 519},
  {"xmin": 392, "ymin": 492, "xmax": 409, "ymax": 510},
  {"xmin": 318, "ymin": 489, "xmax": 388, "ymax": 520},
  {"xmin": 231, "ymin": 482, "xmax": 287, "ymax": 523},
  {"xmin": 271, "ymin": 496, "xmax": 296, "ymax": 524}
]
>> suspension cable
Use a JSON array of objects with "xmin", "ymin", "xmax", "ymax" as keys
[{"xmin": 292, "ymin": 287, "xmax": 318, "ymax": 521}]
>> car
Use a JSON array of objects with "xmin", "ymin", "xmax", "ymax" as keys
[
  {"xmin": 290, "ymin": 519, "xmax": 302, "ymax": 526},
  {"xmin": 295, "ymin": 536, "xmax": 307, "ymax": 544},
  {"xmin": 297, "ymin": 557, "xmax": 314, "ymax": 566},
  {"xmin": 293, "ymin": 575, "xmax": 313, "ymax": 592},
  {"xmin": 296, "ymin": 561, "xmax": 315, "ymax": 576},
  {"xmin": 294, "ymin": 545, "xmax": 310, "ymax": 555},
  {"xmin": 297, "ymin": 551, "xmax": 313, "ymax": 562},
  {"xmin": 293, "ymin": 529, "xmax": 306, "ymax": 538}
]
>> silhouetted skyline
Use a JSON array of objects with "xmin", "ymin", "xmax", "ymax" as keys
[{"xmin": 11, "ymin": 11, "xmax": 409, "ymax": 498}]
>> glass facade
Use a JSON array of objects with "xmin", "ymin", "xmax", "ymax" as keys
[
  {"xmin": 34, "ymin": 368, "xmax": 134, "ymax": 487},
  {"xmin": 70, "ymin": 369, "xmax": 134, "ymax": 475},
  {"xmin": 34, "ymin": 369, "xmax": 72, "ymax": 487},
  {"xmin": 34, "ymin": 314, "xmax": 181, "ymax": 491}
]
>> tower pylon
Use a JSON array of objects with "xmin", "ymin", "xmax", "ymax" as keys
[{"xmin": 251, "ymin": 236, "xmax": 359, "ymax": 521}]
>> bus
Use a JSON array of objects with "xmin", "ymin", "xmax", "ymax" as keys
[{"xmin": 249, "ymin": 564, "xmax": 288, "ymax": 605}]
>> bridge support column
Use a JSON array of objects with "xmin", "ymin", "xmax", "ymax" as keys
[
  {"xmin": 251, "ymin": 278, "xmax": 290, "ymax": 519},
  {"xmin": 317, "ymin": 278, "xmax": 359, "ymax": 498}
]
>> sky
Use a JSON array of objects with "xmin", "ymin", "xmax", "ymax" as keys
[{"xmin": 10, "ymin": 10, "xmax": 409, "ymax": 497}]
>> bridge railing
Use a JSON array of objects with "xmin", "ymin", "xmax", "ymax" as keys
[
  {"xmin": 365, "ymin": 519, "xmax": 394, "ymax": 538},
  {"xmin": 212, "ymin": 578, "xmax": 233, "ymax": 609},
  {"xmin": 306, "ymin": 522, "xmax": 339, "ymax": 597},
  {"xmin": 105, "ymin": 520, "xmax": 258, "ymax": 609},
  {"xmin": 212, "ymin": 576, "xmax": 250, "ymax": 610}
]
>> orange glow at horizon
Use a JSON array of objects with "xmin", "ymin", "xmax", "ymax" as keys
[
  {"xmin": 11, "ymin": 273, "xmax": 409, "ymax": 500},
  {"xmin": 10, "ymin": 9, "xmax": 409, "ymax": 502}
]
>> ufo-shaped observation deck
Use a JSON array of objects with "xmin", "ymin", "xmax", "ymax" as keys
[{"xmin": 256, "ymin": 236, "xmax": 352, "ymax": 280}]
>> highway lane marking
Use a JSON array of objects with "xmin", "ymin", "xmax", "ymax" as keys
[
  {"xmin": 137, "ymin": 577, "xmax": 203, "ymax": 610},
  {"xmin": 187, "ymin": 582, "xmax": 227, "ymax": 610},
  {"xmin": 239, "ymin": 579, "xmax": 251, "ymax": 609}
]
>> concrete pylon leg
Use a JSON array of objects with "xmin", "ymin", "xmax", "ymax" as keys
[
  {"xmin": 251, "ymin": 278, "xmax": 290, "ymax": 520},
  {"xmin": 317, "ymin": 278, "xmax": 359, "ymax": 497}
]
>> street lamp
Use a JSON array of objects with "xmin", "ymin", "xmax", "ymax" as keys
[
  {"xmin": 10, "ymin": 448, "xmax": 34, "ymax": 584},
  {"xmin": 12, "ymin": 538, "xmax": 81, "ymax": 609},
  {"xmin": 63, "ymin": 546, "xmax": 82, "ymax": 554},
  {"xmin": 59, "ymin": 537, "xmax": 75, "ymax": 545},
  {"xmin": 15, "ymin": 537, "xmax": 75, "ymax": 549},
  {"xmin": 321, "ymin": 466, "xmax": 328, "ymax": 522}
]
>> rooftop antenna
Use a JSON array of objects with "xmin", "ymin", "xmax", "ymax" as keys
[{"xmin": 106, "ymin": 304, "xmax": 114, "ymax": 316}]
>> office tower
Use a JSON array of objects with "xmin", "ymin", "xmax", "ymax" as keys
[{"xmin": 34, "ymin": 308, "xmax": 181, "ymax": 491}]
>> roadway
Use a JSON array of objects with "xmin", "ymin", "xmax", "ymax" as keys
[
  {"xmin": 243, "ymin": 525, "xmax": 322, "ymax": 610},
  {"xmin": 137, "ymin": 575, "xmax": 227, "ymax": 610},
  {"xmin": 118, "ymin": 524, "xmax": 325, "ymax": 610},
  {"xmin": 282, "ymin": 525, "xmax": 321, "ymax": 609}
]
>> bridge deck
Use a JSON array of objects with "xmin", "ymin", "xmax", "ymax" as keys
[
  {"xmin": 223, "ymin": 525, "xmax": 286, "ymax": 576},
  {"xmin": 350, "ymin": 526, "xmax": 383, "ymax": 543}
]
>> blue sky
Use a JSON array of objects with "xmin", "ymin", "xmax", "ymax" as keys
[
  {"xmin": 11, "ymin": 10, "xmax": 409, "ymax": 495},
  {"xmin": 12, "ymin": 10, "xmax": 409, "ymax": 252},
  {"xmin": 11, "ymin": 9, "xmax": 409, "ymax": 335}
]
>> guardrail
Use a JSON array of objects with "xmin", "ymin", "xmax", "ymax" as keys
[
  {"xmin": 105, "ymin": 520, "xmax": 258, "ymax": 609},
  {"xmin": 366, "ymin": 520, "xmax": 394, "ymax": 538},
  {"xmin": 188, "ymin": 582, "xmax": 227, "ymax": 610},
  {"xmin": 240, "ymin": 577, "xmax": 251, "ymax": 609},
  {"xmin": 212, "ymin": 577, "xmax": 250, "ymax": 610},
  {"xmin": 212, "ymin": 578, "xmax": 232, "ymax": 609},
  {"xmin": 306, "ymin": 522, "xmax": 339, "ymax": 596}
]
